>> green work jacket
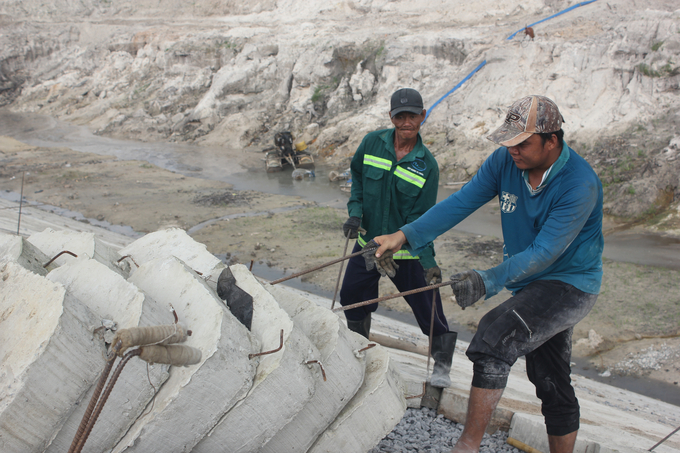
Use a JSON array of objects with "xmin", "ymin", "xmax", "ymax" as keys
[{"xmin": 347, "ymin": 128, "xmax": 439, "ymax": 269}]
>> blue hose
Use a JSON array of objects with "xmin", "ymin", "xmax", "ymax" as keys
[
  {"xmin": 506, "ymin": 0, "xmax": 599, "ymax": 40},
  {"xmin": 423, "ymin": 60, "xmax": 487, "ymax": 123},
  {"xmin": 423, "ymin": 0, "xmax": 599, "ymax": 122}
]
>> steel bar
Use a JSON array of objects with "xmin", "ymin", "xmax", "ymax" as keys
[
  {"xmin": 248, "ymin": 329, "xmax": 284, "ymax": 359},
  {"xmin": 67, "ymin": 341, "xmax": 122, "ymax": 453},
  {"xmin": 73, "ymin": 349, "xmax": 141, "ymax": 453},
  {"xmin": 649, "ymin": 425, "xmax": 680, "ymax": 451},
  {"xmin": 332, "ymin": 280, "xmax": 453, "ymax": 312},
  {"xmin": 270, "ymin": 249, "xmax": 371, "ymax": 285},
  {"xmin": 44, "ymin": 250, "xmax": 78, "ymax": 268},
  {"xmin": 330, "ymin": 234, "xmax": 352, "ymax": 310}
]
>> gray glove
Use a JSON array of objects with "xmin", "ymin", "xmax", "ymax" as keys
[
  {"xmin": 450, "ymin": 270, "xmax": 486, "ymax": 308},
  {"xmin": 343, "ymin": 216, "xmax": 361, "ymax": 239},
  {"xmin": 362, "ymin": 239, "xmax": 399, "ymax": 278},
  {"xmin": 424, "ymin": 266, "xmax": 442, "ymax": 285}
]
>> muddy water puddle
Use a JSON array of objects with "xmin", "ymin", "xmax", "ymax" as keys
[{"xmin": 3, "ymin": 109, "xmax": 679, "ymax": 270}]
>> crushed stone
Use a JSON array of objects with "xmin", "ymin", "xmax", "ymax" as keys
[
  {"xmin": 613, "ymin": 342, "xmax": 680, "ymax": 375},
  {"xmin": 369, "ymin": 407, "xmax": 523, "ymax": 453}
]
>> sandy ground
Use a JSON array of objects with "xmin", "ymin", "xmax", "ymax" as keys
[{"xmin": 1, "ymin": 135, "xmax": 679, "ymax": 394}]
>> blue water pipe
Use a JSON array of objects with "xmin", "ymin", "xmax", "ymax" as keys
[
  {"xmin": 423, "ymin": 0, "xmax": 599, "ymax": 122},
  {"xmin": 506, "ymin": 0, "xmax": 599, "ymax": 40},
  {"xmin": 423, "ymin": 60, "xmax": 487, "ymax": 123}
]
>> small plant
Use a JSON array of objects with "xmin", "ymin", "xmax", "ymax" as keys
[
  {"xmin": 651, "ymin": 41, "xmax": 664, "ymax": 51},
  {"xmin": 627, "ymin": 185, "xmax": 636, "ymax": 195},
  {"xmin": 637, "ymin": 62, "xmax": 678, "ymax": 78},
  {"xmin": 312, "ymin": 85, "xmax": 329, "ymax": 103}
]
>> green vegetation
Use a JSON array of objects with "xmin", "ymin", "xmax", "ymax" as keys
[
  {"xmin": 220, "ymin": 39, "xmax": 237, "ymax": 49},
  {"xmin": 312, "ymin": 85, "xmax": 330, "ymax": 103},
  {"xmin": 651, "ymin": 41, "xmax": 664, "ymax": 51},
  {"xmin": 637, "ymin": 62, "xmax": 678, "ymax": 78},
  {"xmin": 57, "ymin": 170, "xmax": 89, "ymax": 183},
  {"xmin": 626, "ymin": 185, "xmax": 636, "ymax": 195}
]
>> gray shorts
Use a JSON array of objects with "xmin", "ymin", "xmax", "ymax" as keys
[{"xmin": 466, "ymin": 279, "xmax": 597, "ymax": 436}]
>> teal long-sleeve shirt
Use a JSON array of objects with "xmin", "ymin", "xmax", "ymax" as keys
[
  {"xmin": 401, "ymin": 142, "xmax": 603, "ymax": 297},
  {"xmin": 347, "ymin": 128, "xmax": 439, "ymax": 269}
]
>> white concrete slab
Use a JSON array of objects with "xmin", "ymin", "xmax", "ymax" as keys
[
  {"xmin": 0, "ymin": 199, "xmax": 137, "ymax": 250},
  {"xmin": 308, "ymin": 342, "xmax": 407, "ymax": 453},
  {"xmin": 0, "ymin": 262, "xmax": 105, "ymax": 453},
  {"xmin": 43, "ymin": 258, "xmax": 172, "ymax": 453},
  {"xmin": 112, "ymin": 256, "xmax": 256, "ymax": 453},
  {"xmin": 27, "ymin": 228, "xmax": 125, "ymax": 275},
  {"xmin": 118, "ymin": 228, "xmax": 222, "ymax": 278},
  {"xmin": 194, "ymin": 265, "xmax": 318, "ymax": 453},
  {"xmin": 0, "ymin": 231, "xmax": 54, "ymax": 275},
  {"xmin": 260, "ymin": 282, "xmax": 367, "ymax": 453}
]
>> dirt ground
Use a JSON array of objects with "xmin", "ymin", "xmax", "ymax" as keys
[{"xmin": 1, "ymin": 135, "xmax": 679, "ymax": 393}]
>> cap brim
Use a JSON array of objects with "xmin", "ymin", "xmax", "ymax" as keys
[
  {"xmin": 487, "ymin": 124, "xmax": 533, "ymax": 147},
  {"xmin": 390, "ymin": 106, "xmax": 424, "ymax": 118}
]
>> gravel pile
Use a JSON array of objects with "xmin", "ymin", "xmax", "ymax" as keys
[
  {"xmin": 613, "ymin": 342, "xmax": 680, "ymax": 375},
  {"xmin": 369, "ymin": 407, "xmax": 523, "ymax": 453}
]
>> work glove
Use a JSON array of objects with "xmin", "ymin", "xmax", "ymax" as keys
[
  {"xmin": 362, "ymin": 239, "xmax": 399, "ymax": 278},
  {"xmin": 450, "ymin": 270, "xmax": 486, "ymax": 308},
  {"xmin": 424, "ymin": 266, "xmax": 442, "ymax": 285},
  {"xmin": 342, "ymin": 216, "xmax": 362, "ymax": 239}
]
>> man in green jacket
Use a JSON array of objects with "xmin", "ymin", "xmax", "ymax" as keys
[{"xmin": 340, "ymin": 88, "xmax": 457, "ymax": 387}]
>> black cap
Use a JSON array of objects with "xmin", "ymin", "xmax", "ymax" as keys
[{"xmin": 390, "ymin": 88, "xmax": 424, "ymax": 118}]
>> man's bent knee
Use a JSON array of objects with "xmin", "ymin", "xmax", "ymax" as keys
[{"xmin": 471, "ymin": 358, "xmax": 511, "ymax": 389}]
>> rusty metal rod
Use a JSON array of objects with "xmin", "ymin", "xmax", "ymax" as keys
[
  {"xmin": 17, "ymin": 172, "xmax": 24, "ymax": 234},
  {"xmin": 330, "ymin": 234, "xmax": 352, "ymax": 310},
  {"xmin": 270, "ymin": 248, "xmax": 370, "ymax": 285},
  {"xmin": 649, "ymin": 425, "xmax": 680, "ymax": 451},
  {"xmin": 426, "ymin": 288, "xmax": 436, "ymax": 379},
  {"xmin": 357, "ymin": 343, "xmax": 376, "ymax": 353},
  {"xmin": 248, "ymin": 330, "xmax": 284, "ymax": 359},
  {"xmin": 333, "ymin": 280, "xmax": 453, "ymax": 312},
  {"xmin": 68, "ymin": 341, "xmax": 121, "ymax": 453},
  {"xmin": 44, "ymin": 250, "xmax": 78, "ymax": 268},
  {"xmin": 73, "ymin": 349, "xmax": 142, "ymax": 453},
  {"xmin": 305, "ymin": 360, "xmax": 327, "ymax": 381}
]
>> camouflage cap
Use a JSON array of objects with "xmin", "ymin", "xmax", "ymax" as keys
[{"xmin": 487, "ymin": 95, "xmax": 564, "ymax": 147}]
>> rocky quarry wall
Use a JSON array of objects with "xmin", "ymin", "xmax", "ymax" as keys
[
  {"xmin": 0, "ymin": 0, "xmax": 679, "ymax": 221},
  {"xmin": 0, "ymin": 227, "xmax": 407, "ymax": 452}
]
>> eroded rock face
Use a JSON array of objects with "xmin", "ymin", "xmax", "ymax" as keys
[
  {"xmin": 0, "ymin": 228, "xmax": 407, "ymax": 452},
  {"xmin": 1, "ymin": 1, "xmax": 679, "ymax": 206}
]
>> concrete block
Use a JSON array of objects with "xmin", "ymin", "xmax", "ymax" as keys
[
  {"xmin": 0, "ymin": 262, "xmax": 105, "ymax": 453},
  {"xmin": 259, "ymin": 281, "xmax": 367, "ymax": 453},
  {"xmin": 111, "ymin": 256, "xmax": 256, "ymax": 453},
  {"xmin": 194, "ymin": 265, "xmax": 318, "ymax": 453},
  {"xmin": 27, "ymin": 228, "xmax": 125, "ymax": 276},
  {"xmin": 508, "ymin": 413, "xmax": 649, "ymax": 453},
  {"xmin": 118, "ymin": 228, "xmax": 222, "ymax": 278},
  {"xmin": 43, "ymin": 258, "xmax": 171, "ymax": 453},
  {"xmin": 0, "ymin": 231, "xmax": 53, "ymax": 275},
  {"xmin": 308, "ymin": 343, "xmax": 407, "ymax": 453}
]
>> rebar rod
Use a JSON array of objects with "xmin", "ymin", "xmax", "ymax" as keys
[
  {"xmin": 270, "ymin": 249, "xmax": 368, "ymax": 285},
  {"xmin": 73, "ymin": 349, "xmax": 141, "ymax": 453},
  {"xmin": 332, "ymin": 280, "xmax": 453, "ymax": 312},
  {"xmin": 67, "ymin": 341, "xmax": 121, "ymax": 453},
  {"xmin": 330, "ymin": 234, "xmax": 352, "ymax": 309}
]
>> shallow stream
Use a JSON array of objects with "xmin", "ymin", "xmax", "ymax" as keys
[{"xmin": 2, "ymin": 109, "xmax": 679, "ymax": 406}]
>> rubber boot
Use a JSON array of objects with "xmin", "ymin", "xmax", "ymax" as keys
[
  {"xmin": 346, "ymin": 314, "xmax": 371, "ymax": 339},
  {"xmin": 429, "ymin": 331, "xmax": 457, "ymax": 388}
]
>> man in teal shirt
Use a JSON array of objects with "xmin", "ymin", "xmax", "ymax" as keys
[
  {"xmin": 371, "ymin": 95, "xmax": 603, "ymax": 452},
  {"xmin": 340, "ymin": 88, "xmax": 457, "ymax": 387}
]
